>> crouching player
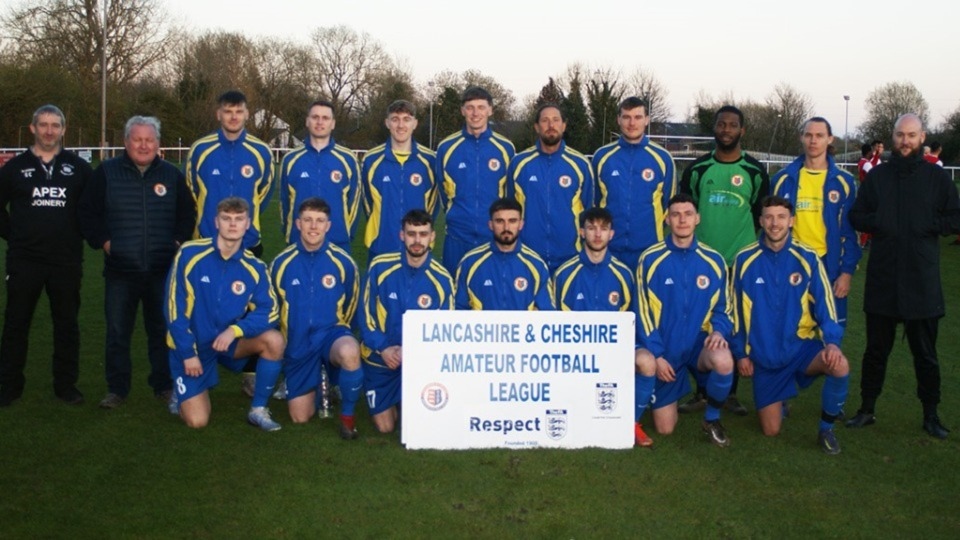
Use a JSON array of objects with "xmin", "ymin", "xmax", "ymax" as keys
[
  {"xmin": 554, "ymin": 207, "xmax": 657, "ymax": 447},
  {"xmin": 165, "ymin": 197, "xmax": 286, "ymax": 431},
  {"xmin": 270, "ymin": 197, "xmax": 363, "ymax": 439},
  {"xmin": 731, "ymin": 196, "xmax": 848, "ymax": 454},
  {"xmin": 361, "ymin": 210, "xmax": 454, "ymax": 433},
  {"xmin": 636, "ymin": 193, "xmax": 736, "ymax": 447}
]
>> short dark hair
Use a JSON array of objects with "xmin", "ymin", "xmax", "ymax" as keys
[
  {"xmin": 387, "ymin": 100, "xmax": 417, "ymax": 117},
  {"xmin": 871, "ymin": 139, "xmax": 883, "ymax": 146},
  {"xmin": 618, "ymin": 96, "xmax": 648, "ymax": 115},
  {"xmin": 461, "ymin": 86, "xmax": 493, "ymax": 106},
  {"xmin": 761, "ymin": 195, "xmax": 793, "ymax": 213},
  {"xmin": 715, "ymin": 105, "xmax": 744, "ymax": 126},
  {"xmin": 535, "ymin": 103, "xmax": 564, "ymax": 123},
  {"xmin": 217, "ymin": 196, "xmax": 249, "ymax": 214},
  {"xmin": 802, "ymin": 117, "xmax": 833, "ymax": 136},
  {"xmin": 861, "ymin": 143, "xmax": 873, "ymax": 157},
  {"xmin": 930, "ymin": 141, "xmax": 942, "ymax": 153},
  {"xmin": 307, "ymin": 100, "xmax": 335, "ymax": 115},
  {"xmin": 298, "ymin": 197, "xmax": 330, "ymax": 217},
  {"xmin": 489, "ymin": 197, "xmax": 522, "ymax": 218},
  {"xmin": 218, "ymin": 90, "xmax": 247, "ymax": 107},
  {"xmin": 402, "ymin": 209, "xmax": 433, "ymax": 228},
  {"xmin": 579, "ymin": 207, "xmax": 613, "ymax": 228},
  {"xmin": 668, "ymin": 192, "xmax": 697, "ymax": 211}
]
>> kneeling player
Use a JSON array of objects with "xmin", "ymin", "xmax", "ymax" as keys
[
  {"xmin": 361, "ymin": 210, "xmax": 454, "ymax": 433},
  {"xmin": 554, "ymin": 207, "xmax": 656, "ymax": 446},
  {"xmin": 166, "ymin": 197, "xmax": 286, "ymax": 431},
  {"xmin": 731, "ymin": 196, "xmax": 849, "ymax": 454},
  {"xmin": 636, "ymin": 194, "xmax": 735, "ymax": 447},
  {"xmin": 271, "ymin": 198, "xmax": 363, "ymax": 438}
]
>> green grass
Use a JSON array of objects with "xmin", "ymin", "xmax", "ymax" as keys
[{"xmin": 2, "ymin": 207, "xmax": 960, "ymax": 538}]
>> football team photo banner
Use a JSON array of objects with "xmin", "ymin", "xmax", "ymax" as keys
[{"xmin": 401, "ymin": 310, "xmax": 635, "ymax": 450}]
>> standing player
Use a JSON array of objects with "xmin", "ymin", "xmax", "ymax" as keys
[
  {"xmin": 185, "ymin": 90, "xmax": 273, "ymax": 256},
  {"xmin": 678, "ymin": 105, "xmax": 769, "ymax": 415},
  {"xmin": 165, "ymin": 197, "xmax": 286, "ymax": 431},
  {"xmin": 436, "ymin": 86, "xmax": 516, "ymax": 275},
  {"xmin": 508, "ymin": 104, "xmax": 593, "ymax": 272},
  {"xmin": 270, "ymin": 198, "xmax": 363, "ymax": 438},
  {"xmin": 361, "ymin": 209, "xmax": 454, "ymax": 433},
  {"xmin": 771, "ymin": 117, "xmax": 861, "ymax": 328},
  {"xmin": 362, "ymin": 100, "xmax": 437, "ymax": 261},
  {"xmin": 636, "ymin": 193, "xmax": 735, "ymax": 447},
  {"xmin": 731, "ymin": 196, "xmax": 849, "ymax": 454},
  {"xmin": 593, "ymin": 96, "xmax": 676, "ymax": 269},
  {"xmin": 455, "ymin": 198, "xmax": 554, "ymax": 311},
  {"xmin": 0, "ymin": 104, "xmax": 92, "ymax": 406},
  {"xmin": 279, "ymin": 100, "xmax": 361, "ymax": 251},
  {"xmin": 553, "ymin": 207, "xmax": 657, "ymax": 447}
]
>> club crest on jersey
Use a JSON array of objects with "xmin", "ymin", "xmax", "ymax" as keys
[
  {"xmin": 608, "ymin": 291, "xmax": 620, "ymax": 306},
  {"xmin": 241, "ymin": 165, "xmax": 254, "ymax": 178},
  {"xmin": 790, "ymin": 272, "xmax": 803, "ymax": 286},
  {"xmin": 420, "ymin": 382, "xmax": 449, "ymax": 411},
  {"xmin": 514, "ymin": 277, "xmax": 528, "ymax": 292},
  {"xmin": 731, "ymin": 175, "xmax": 744, "ymax": 187},
  {"xmin": 153, "ymin": 184, "xmax": 167, "ymax": 197},
  {"xmin": 488, "ymin": 159, "xmax": 501, "ymax": 171},
  {"xmin": 828, "ymin": 190, "xmax": 840, "ymax": 203},
  {"xmin": 596, "ymin": 383, "xmax": 618, "ymax": 413},
  {"xmin": 231, "ymin": 281, "xmax": 246, "ymax": 295},
  {"xmin": 558, "ymin": 175, "xmax": 572, "ymax": 188},
  {"xmin": 546, "ymin": 409, "xmax": 568, "ymax": 440},
  {"xmin": 60, "ymin": 164, "xmax": 74, "ymax": 176},
  {"xmin": 410, "ymin": 173, "xmax": 423, "ymax": 187},
  {"xmin": 696, "ymin": 275, "xmax": 710, "ymax": 289},
  {"xmin": 322, "ymin": 274, "xmax": 337, "ymax": 289},
  {"xmin": 642, "ymin": 168, "xmax": 655, "ymax": 181},
  {"xmin": 330, "ymin": 170, "xmax": 343, "ymax": 183},
  {"xmin": 417, "ymin": 294, "xmax": 433, "ymax": 308}
]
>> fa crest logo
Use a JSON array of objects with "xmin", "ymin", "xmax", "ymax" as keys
[
  {"xmin": 696, "ymin": 275, "xmax": 710, "ymax": 289},
  {"xmin": 231, "ymin": 280, "xmax": 246, "ymax": 295},
  {"xmin": 488, "ymin": 159, "xmax": 501, "ymax": 171},
  {"xmin": 322, "ymin": 274, "xmax": 336, "ymax": 289},
  {"xmin": 641, "ymin": 168, "xmax": 655, "ymax": 181},
  {"xmin": 410, "ymin": 173, "xmax": 423, "ymax": 187},
  {"xmin": 241, "ymin": 165, "xmax": 254, "ymax": 179},
  {"xmin": 790, "ymin": 272, "xmax": 803, "ymax": 286},
  {"xmin": 330, "ymin": 170, "xmax": 343, "ymax": 183},
  {"xmin": 731, "ymin": 175, "xmax": 744, "ymax": 187},
  {"xmin": 545, "ymin": 409, "xmax": 568, "ymax": 440},
  {"xmin": 417, "ymin": 294, "xmax": 432, "ymax": 308},
  {"xmin": 828, "ymin": 190, "xmax": 840, "ymax": 203},
  {"xmin": 153, "ymin": 184, "xmax": 167, "ymax": 197},
  {"xmin": 61, "ymin": 164, "xmax": 74, "ymax": 176},
  {"xmin": 514, "ymin": 277, "xmax": 528, "ymax": 292},
  {"xmin": 420, "ymin": 382, "xmax": 449, "ymax": 411},
  {"xmin": 608, "ymin": 291, "xmax": 620, "ymax": 306},
  {"xmin": 596, "ymin": 383, "xmax": 618, "ymax": 413},
  {"xmin": 558, "ymin": 175, "xmax": 572, "ymax": 188}
]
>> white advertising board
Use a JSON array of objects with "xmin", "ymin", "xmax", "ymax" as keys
[{"xmin": 401, "ymin": 310, "xmax": 635, "ymax": 450}]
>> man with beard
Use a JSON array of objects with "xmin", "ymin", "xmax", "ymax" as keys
[
  {"xmin": 436, "ymin": 87, "xmax": 516, "ymax": 276},
  {"xmin": 678, "ymin": 105, "xmax": 769, "ymax": 415},
  {"xmin": 507, "ymin": 103, "xmax": 592, "ymax": 272},
  {"xmin": 593, "ymin": 97, "xmax": 676, "ymax": 270},
  {"xmin": 732, "ymin": 196, "xmax": 849, "ymax": 454},
  {"xmin": 845, "ymin": 114, "xmax": 960, "ymax": 439},
  {"xmin": 553, "ymin": 207, "xmax": 657, "ymax": 447},
  {"xmin": 0, "ymin": 104, "xmax": 92, "ymax": 406},
  {"xmin": 771, "ymin": 117, "xmax": 860, "ymax": 328},
  {"xmin": 456, "ymin": 197, "xmax": 553, "ymax": 311},
  {"xmin": 636, "ymin": 193, "xmax": 736, "ymax": 447},
  {"xmin": 361, "ymin": 209, "xmax": 454, "ymax": 433}
]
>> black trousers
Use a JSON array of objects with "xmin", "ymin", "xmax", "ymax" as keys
[
  {"xmin": 859, "ymin": 313, "xmax": 941, "ymax": 408},
  {"xmin": 0, "ymin": 259, "xmax": 82, "ymax": 397}
]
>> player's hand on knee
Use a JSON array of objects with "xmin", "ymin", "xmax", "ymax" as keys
[
  {"xmin": 737, "ymin": 357, "xmax": 753, "ymax": 377},
  {"xmin": 212, "ymin": 328, "xmax": 236, "ymax": 352},
  {"xmin": 655, "ymin": 357, "xmax": 675, "ymax": 382},
  {"xmin": 183, "ymin": 356, "xmax": 203, "ymax": 377}
]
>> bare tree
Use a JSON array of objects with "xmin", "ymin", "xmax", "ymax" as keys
[
  {"xmin": 309, "ymin": 25, "xmax": 393, "ymax": 123},
  {"xmin": 427, "ymin": 69, "xmax": 517, "ymax": 123},
  {"xmin": 861, "ymin": 81, "xmax": 930, "ymax": 143},
  {"xmin": 624, "ymin": 67, "xmax": 671, "ymax": 124}
]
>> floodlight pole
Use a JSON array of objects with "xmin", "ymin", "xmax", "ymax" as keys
[{"xmin": 843, "ymin": 95, "xmax": 850, "ymax": 159}]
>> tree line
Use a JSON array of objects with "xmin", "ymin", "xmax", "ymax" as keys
[{"xmin": 1, "ymin": 0, "xmax": 958, "ymax": 163}]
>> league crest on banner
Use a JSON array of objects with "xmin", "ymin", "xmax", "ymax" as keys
[
  {"xmin": 559, "ymin": 175, "xmax": 572, "ymax": 188},
  {"xmin": 731, "ymin": 175, "xmax": 743, "ymax": 187},
  {"xmin": 596, "ymin": 383, "xmax": 618, "ymax": 413},
  {"xmin": 417, "ymin": 294, "xmax": 432, "ymax": 308},
  {"xmin": 641, "ymin": 168, "xmax": 655, "ymax": 181},
  {"xmin": 790, "ymin": 272, "xmax": 803, "ymax": 286},
  {"xmin": 488, "ymin": 159, "xmax": 500, "ymax": 171},
  {"xmin": 231, "ymin": 280, "xmax": 246, "ymax": 295},
  {"xmin": 154, "ymin": 184, "xmax": 167, "ymax": 197},
  {"xmin": 241, "ymin": 165, "xmax": 254, "ymax": 178},
  {"xmin": 420, "ymin": 382, "xmax": 449, "ymax": 411},
  {"xmin": 545, "ymin": 409, "xmax": 568, "ymax": 440},
  {"xmin": 514, "ymin": 277, "xmax": 528, "ymax": 292},
  {"xmin": 322, "ymin": 274, "xmax": 336, "ymax": 289},
  {"xmin": 410, "ymin": 173, "xmax": 422, "ymax": 186},
  {"xmin": 330, "ymin": 170, "xmax": 343, "ymax": 183},
  {"xmin": 828, "ymin": 190, "xmax": 840, "ymax": 203},
  {"xmin": 696, "ymin": 275, "xmax": 710, "ymax": 289}
]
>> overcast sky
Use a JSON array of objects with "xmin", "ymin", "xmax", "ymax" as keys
[{"xmin": 165, "ymin": 0, "xmax": 959, "ymax": 135}]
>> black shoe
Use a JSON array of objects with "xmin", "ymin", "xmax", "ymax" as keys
[
  {"xmin": 55, "ymin": 386, "xmax": 84, "ymax": 405},
  {"xmin": 922, "ymin": 415, "xmax": 950, "ymax": 439},
  {"xmin": 678, "ymin": 394, "xmax": 707, "ymax": 414},
  {"xmin": 339, "ymin": 414, "xmax": 358, "ymax": 440},
  {"xmin": 844, "ymin": 411, "xmax": 875, "ymax": 428},
  {"xmin": 702, "ymin": 419, "xmax": 731, "ymax": 447},
  {"xmin": 724, "ymin": 396, "xmax": 749, "ymax": 416}
]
